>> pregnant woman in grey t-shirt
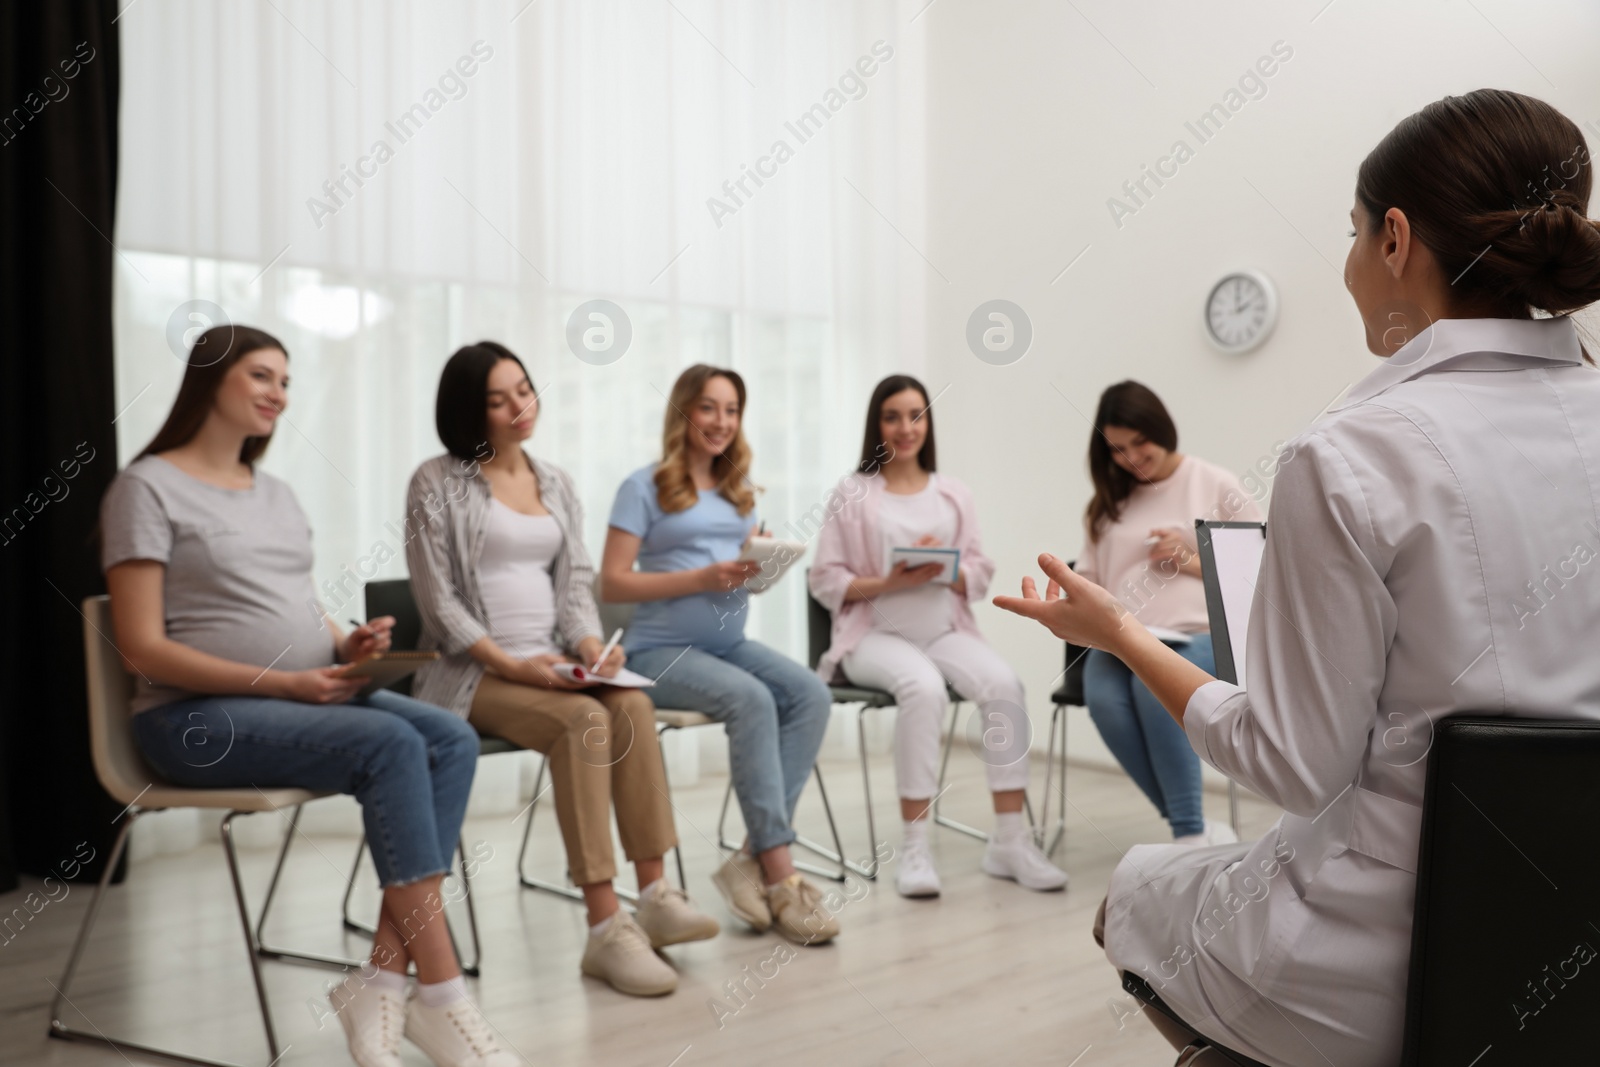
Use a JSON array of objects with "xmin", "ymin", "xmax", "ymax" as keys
[{"xmin": 99, "ymin": 325, "xmax": 521, "ymax": 1067}]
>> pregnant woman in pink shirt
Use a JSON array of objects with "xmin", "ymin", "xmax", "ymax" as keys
[
  {"xmin": 810, "ymin": 375, "xmax": 1068, "ymax": 898},
  {"xmin": 1073, "ymin": 380, "xmax": 1261, "ymax": 845}
]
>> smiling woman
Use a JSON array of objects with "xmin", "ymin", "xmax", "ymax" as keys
[{"xmin": 98, "ymin": 324, "xmax": 519, "ymax": 1066}]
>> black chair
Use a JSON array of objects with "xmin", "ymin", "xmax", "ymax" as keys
[
  {"xmin": 1114, "ymin": 715, "xmax": 1600, "ymax": 1066},
  {"xmin": 1040, "ymin": 639, "xmax": 1091, "ymax": 856},
  {"xmin": 1401, "ymin": 716, "xmax": 1599, "ymax": 1065},
  {"xmin": 804, "ymin": 572, "xmax": 1036, "ymax": 879},
  {"xmin": 261, "ymin": 578, "xmax": 493, "ymax": 974},
  {"xmin": 1041, "ymin": 557, "xmax": 1242, "ymax": 856}
]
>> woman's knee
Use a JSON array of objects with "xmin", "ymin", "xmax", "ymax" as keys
[
  {"xmin": 1086, "ymin": 697, "xmax": 1133, "ymax": 737},
  {"xmin": 710, "ymin": 674, "xmax": 779, "ymax": 726},
  {"xmin": 609, "ymin": 690, "xmax": 657, "ymax": 730},
  {"xmin": 362, "ymin": 720, "xmax": 432, "ymax": 782},
  {"xmin": 798, "ymin": 671, "xmax": 833, "ymax": 711},
  {"xmin": 553, "ymin": 696, "xmax": 624, "ymax": 766},
  {"xmin": 412, "ymin": 710, "xmax": 478, "ymax": 777}
]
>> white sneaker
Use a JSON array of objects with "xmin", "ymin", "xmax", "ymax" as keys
[
  {"xmin": 1175, "ymin": 819, "xmax": 1240, "ymax": 848},
  {"xmin": 404, "ymin": 994, "xmax": 525, "ymax": 1067},
  {"xmin": 982, "ymin": 831, "xmax": 1069, "ymax": 891},
  {"xmin": 328, "ymin": 978, "xmax": 405, "ymax": 1067},
  {"xmin": 895, "ymin": 838, "xmax": 941, "ymax": 898}
]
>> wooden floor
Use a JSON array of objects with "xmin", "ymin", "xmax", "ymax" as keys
[{"xmin": 0, "ymin": 752, "xmax": 1279, "ymax": 1067}]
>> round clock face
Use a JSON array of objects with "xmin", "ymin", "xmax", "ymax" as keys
[{"xmin": 1205, "ymin": 271, "xmax": 1277, "ymax": 353}]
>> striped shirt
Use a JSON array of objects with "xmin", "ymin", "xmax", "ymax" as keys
[{"xmin": 404, "ymin": 451, "xmax": 603, "ymax": 718}]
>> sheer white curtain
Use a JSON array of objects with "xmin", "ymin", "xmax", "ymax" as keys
[{"xmin": 113, "ymin": 0, "xmax": 925, "ymax": 853}]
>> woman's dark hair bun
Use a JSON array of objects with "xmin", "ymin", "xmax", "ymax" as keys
[
  {"xmin": 1476, "ymin": 189, "xmax": 1600, "ymax": 316},
  {"xmin": 1357, "ymin": 88, "xmax": 1600, "ymax": 318}
]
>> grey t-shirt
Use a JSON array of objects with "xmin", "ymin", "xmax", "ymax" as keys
[{"xmin": 100, "ymin": 456, "xmax": 336, "ymax": 713}]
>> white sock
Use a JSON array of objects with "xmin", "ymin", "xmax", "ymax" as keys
[
  {"xmin": 902, "ymin": 818, "xmax": 929, "ymax": 846},
  {"xmin": 639, "ymin": 878, "xmax": 666, "ymax": 901},
  {"xmin": 590, "ymin": 913, "xmax": 617, "ymax": 937},
  {"xmin": 366, "ymin": 968, "xmax": 408, "ymax": 994},
  {"xmin": 994, "ymin": 812, "xmax": 1026, "ymax": 841},
  {"xmin": 415, "ymin": 975, "xmax": 469, "ymax": 1008}
]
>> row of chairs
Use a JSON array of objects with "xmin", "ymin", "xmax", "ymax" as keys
[
  {"xmin": 50, "ymin": 577, "xmax": 1082, "ymax": 1067},
  {"xmin": 59, "ymin": 579, "xmax": 1588, "ymax": 1066}
]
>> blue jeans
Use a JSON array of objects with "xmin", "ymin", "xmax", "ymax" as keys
[
  {"xmin": 132, "ymin": 689, "xmax": 479, "ymax": 887},
  {"xmin": 628, "ymin": 639, "xmax": 832, "ymax": 855},
  {"xmin": 1083, "ymin": 634, "xmax": 1214, "ymax": 838}
]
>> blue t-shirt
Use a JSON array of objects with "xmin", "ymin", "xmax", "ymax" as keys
[{"xmin": 607, "ymin": 464, "xmax": 758, "ymax": 655}]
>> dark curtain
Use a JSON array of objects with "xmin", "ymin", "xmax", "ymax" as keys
[{"xmin": 0, "ymin": 1, "xmax": 122, "ymax": 890}]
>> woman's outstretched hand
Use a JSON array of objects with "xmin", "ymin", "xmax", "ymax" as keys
[{"xmin": 992, "ymin": 553, "xmax": 1137, "ymax": 652}]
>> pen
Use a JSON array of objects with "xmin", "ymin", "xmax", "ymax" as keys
[
  {"xmin": 592, "ymin": 627, "xmax": 623, "ymax": 672},
  {"xmin": 757, "ymin": 520, "xmax": 767, "ymax": 537}
]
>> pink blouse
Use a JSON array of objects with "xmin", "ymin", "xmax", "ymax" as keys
[{"xmin": 808, "ymin": 471, "xmax": 995, "ymax": 682}]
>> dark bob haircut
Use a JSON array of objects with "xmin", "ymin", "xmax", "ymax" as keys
[{"xmin": 435, "ymin": 340, "xmax": 536, "ymax": 461}]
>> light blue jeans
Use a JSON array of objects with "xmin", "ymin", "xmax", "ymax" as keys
[
  {"xmin": 627, "ymin": 639, "xmax": 832, "ymax": 855},
  {"xmin": 1083, "ymin": 634, "xmax": 1214, "ymax": 839},
  {"xmin": 132, "ymin": 689, "xmax": 479, "ymax": 887}
]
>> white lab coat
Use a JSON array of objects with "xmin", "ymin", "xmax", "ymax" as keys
[{"xmin": 1103, "ymin": 316, "xmax": 1600, "ymax": 1067}]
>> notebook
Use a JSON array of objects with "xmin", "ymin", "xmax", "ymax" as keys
[{"xmin": 335, "ymin": 650, "xmax": 440, "ymax": 696}]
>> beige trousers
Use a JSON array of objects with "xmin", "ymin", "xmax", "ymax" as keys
[{"xmin": 470, "ymin": 676, "xmax": 677, "ymax": 885}]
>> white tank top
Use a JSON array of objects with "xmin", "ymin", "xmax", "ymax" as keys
[{"xmin": 477, "ymin": 498, "xmax": 563, "ymax": 658}]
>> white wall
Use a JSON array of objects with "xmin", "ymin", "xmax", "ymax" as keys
[{"xmin": 915, "ymin": 0, "xmax": 1600, "ymax": 777}]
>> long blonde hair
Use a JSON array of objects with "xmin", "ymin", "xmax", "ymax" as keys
[{"xmin": 654, "ymin": 364, "xmax": 758, "ymax": 515}]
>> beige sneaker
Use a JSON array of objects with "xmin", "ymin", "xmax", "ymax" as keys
[
  {"xmin": 766, "ymin": 874, "xmax": 840, "ymax": 946},
  {"xmin": 635, "ymin": 884, "xmax": 720, "ymax": 948},
  {"xmin": 580, "ymin": 910, "xmax": 679, "ymax": 996},
  {"xmin": 711, "ymin": 852, "xmax": 772, "ymax": 932}
]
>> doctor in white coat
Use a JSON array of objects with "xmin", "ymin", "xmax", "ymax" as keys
[{"xmin": 999, "ymin": 88, "xmax": 1600, "ymax": 1067}]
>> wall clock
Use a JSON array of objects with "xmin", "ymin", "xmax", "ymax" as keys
[{"xmin": 1205, "ymin": 270, "xmax": 1278, "ymax": 353}]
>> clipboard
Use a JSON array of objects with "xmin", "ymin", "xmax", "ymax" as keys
[
  {"xmin": 1194, "ymin": 520, "xmax": 1266, "ymax": 685},
  {"xmin": 335, "ymin": 650, "xmax": 440, "ymax": 696}
]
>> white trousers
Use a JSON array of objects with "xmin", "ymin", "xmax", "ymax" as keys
[{"xmin": 841, "ymin": 629, "xmax": 1031, "ymax": 799}]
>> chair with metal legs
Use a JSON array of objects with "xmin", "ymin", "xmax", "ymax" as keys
[
  {"xmin": 254, "ymin": 578, "xmax": 497, "ymax": 976},
  {"xmin": 804, "ymin": 578, "xmax": 1035, "ymax": 877},
  {"xmin": 50, "ymin": 596, "xmax": 341, "ymax": 1067},
  {"xmin": 321, "ymin": 579, "xmax": 505, "ymax": 970},
  {"xmin": 1041, "ymin": 632, "xmax": 1242, "ymax": 859},
  {"xmin": 579, "ymin": 586, "xmax": 859, "ymax": 886},
  {"xmin": 324, "ymin": 734, "xmax": 500, "ymax": 977},
  {"xmin": 1040, "ymin": 640, "xmax": 1089, "ymax": 857}
]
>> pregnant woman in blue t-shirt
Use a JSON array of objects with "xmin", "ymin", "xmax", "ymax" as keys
[{"xmin": 600, "ymin": 364, "xmax": 840, "ymax": 946}]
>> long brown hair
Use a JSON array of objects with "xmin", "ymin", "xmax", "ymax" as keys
[
  {"xmin": 858, "ymin": 374, "xmax": 936, "ymax": 473},
  {"xmin": 136, "ymin": 325, "xmax": 288, "ymax": 465},
  {"xmin": 1356, "ymin": 88, "xmax": 1600, "ymax": 334},
  {"xmin": 655, "ymin": 364, "xmax": 758, "ymax": 515},
  {"xmin": 1084, "ymin": 381, "xmax": 1177, "ymax": 542}
]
